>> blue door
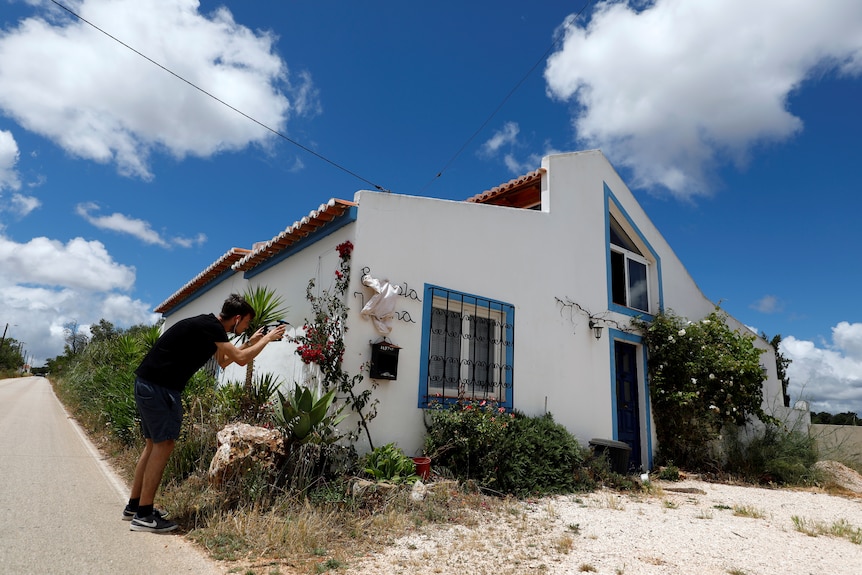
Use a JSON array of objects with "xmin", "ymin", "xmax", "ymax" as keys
[{"xmin": 615, "ymin": 341, "xmax": 642, "ymax": 470}]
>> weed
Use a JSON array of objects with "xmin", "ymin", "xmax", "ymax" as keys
[
  {"xmin": 732, "ymin": 505, "xmax": 766, "ymax": 519},
  {"xmin": 551, "ymin": 533, "xmax": 574, "ymax": 554},
  {"xmin": 657, "ymin": 463, "xmax": 681, "ymax": 481},
  {"xmin": 600, "ymin": 494, "xmax": 626, "ymax": 511},
  {"xmin": 314, "ymin": 558, "xmax": 344, "ymax": 573},
  {"xmin": 694, "ymin": 509, "xmax": 714, "ymax": 520},
  {"xmin": 663, "ymin": 499, "xmax": 679, "ymax": 509},
  {"xmin": 792, "ymin": 516, "xmax": 862, "ymax": 544},
  {"xmin": 579, "ymin": 564, "xmax": 597, "ymax": 572}
]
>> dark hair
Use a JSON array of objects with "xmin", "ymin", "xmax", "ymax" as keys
[{"xmin": 220, "ymin": 294, "xmax": 255, "ymax": 320}]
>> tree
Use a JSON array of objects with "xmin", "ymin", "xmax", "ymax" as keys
[
  {"xmin": 63, "ymin": 321, "xmax": 89, "ymax": 356},
  {"xmin": 238, "ymin": 285, "xmax": 288, "ymax": 391},
  {"xmin": 0, "ymin": 337, "xmax": 24, "ymax": 372},
  {"xmin": 90, "ymin": 319, "xmax": 118, "ymax": 343},
  {"xmin": 763, "ymin": 333, "xmax": 791, "ymax": 407}
]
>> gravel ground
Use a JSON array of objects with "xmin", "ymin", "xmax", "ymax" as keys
[{"xmin": 344, "ymin": 476, "xmax": 862, "ymax": 575}]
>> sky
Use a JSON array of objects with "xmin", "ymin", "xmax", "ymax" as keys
[{"xmin": 0, "ymin": 0, "xmax": 860, "ymax": 415}]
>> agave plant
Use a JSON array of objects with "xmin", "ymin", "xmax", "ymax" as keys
[{"xmin": 272, "ymin": 384, "xmax": 347, "ymax": 446}]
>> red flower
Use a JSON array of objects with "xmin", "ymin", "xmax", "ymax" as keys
[{"xmin": 336, "ymin": 241, "xmax": 353, "ymax": 259}]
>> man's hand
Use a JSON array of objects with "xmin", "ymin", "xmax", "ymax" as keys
[
  {"xmin": 245, "ymin": 324, "xmax": 287, "ymax": 348},
  {"xmin": 217, "ymin": 324, "xmax": 288, "ymax": 368},
  {"xmin": 266, "ymin": 324, "xmax": 287, "ymax": 342}
]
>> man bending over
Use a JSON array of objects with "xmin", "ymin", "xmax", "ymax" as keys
[{"xmin": 125, "ymin": 293, "xmax": 286, "ymax": 533}]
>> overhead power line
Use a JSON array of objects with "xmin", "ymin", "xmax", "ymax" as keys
[
  {"xmin": 48, "ymin": 0, "xmax": 390, "ymax": 193},
  {"xmin": 420, "ymin": 0, "xmax": 594, "ymax": 195}
]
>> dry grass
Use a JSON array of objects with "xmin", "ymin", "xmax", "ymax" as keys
[
  {"xmin": 732, "ymin": 504, "xmax": 766, "ymax": 519},
  {"xmin": 792, "ymin": 516, "xmax": 862, "ymax": 544},
  {"xmin": 161, "ymin": 475, "xmax": 525, "ymax": 574}
]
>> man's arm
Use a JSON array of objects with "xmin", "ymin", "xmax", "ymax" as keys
[{"xmin": 214, "ymin": 325, "xmax": 286, "ymax": 368}]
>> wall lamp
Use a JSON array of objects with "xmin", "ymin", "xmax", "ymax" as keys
[{"xmin": 588, "ymin": 320, "xmax": 604, "ymax": 340}]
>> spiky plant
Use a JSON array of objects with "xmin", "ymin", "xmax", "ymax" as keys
[{"xmin": 238, "ymin": 285, "xmax": 288, "ymax": 390}]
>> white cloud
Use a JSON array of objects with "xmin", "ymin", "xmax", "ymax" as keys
[
  {"xmin": 544, "ymin": 0, "xmax": 862, "ymax": 198},
  {"xmin": 480, "ymin": 121, "xmax": 563, "ymax": 174},
  {"xmin": 751, "ymin": 295, "xmax": 782, "ymax": 314},
  {"xmin": 172, "ymin": 232, "xmax": 207, "ymax": 248},
  {"xmin": 0, "ymin": 129, "xmax": 22, "ymax": 191},
  {"xmin": 76, "ymin": 202, "xmax": 206, "ymax": 248},
  {"xmin": 10, "ymin": 193, "xmax": 41, "ymax": 217},
  {"xmin": 290, "ymin": 70, "xmax": 322, "ymax": 118},
  {"xmin": 782, "ymin": 322, "xmax": 862, "ymax": 415},
  {"xmin": 0, "ymin": 284, "xmax": 157, "ymax": 366},
  {"xmin": 0, "ymin": 234, "xmax": 135, "ymax": 291},
  {"xmin": 76, "ymin": 202, "xmax": 168, "ymax": 246},
  {"xmin": 480, "ymin": 122, "xmax": 520, "ymax": 157},
  {"xmin": 0, "ymin": 0, "xmax": 294, "ymax": 180}
]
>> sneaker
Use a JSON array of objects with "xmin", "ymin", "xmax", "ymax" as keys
[
  {"xmin": 123, "ymin": 505, "xmax": 169, "ymax": 521},
  {"xmin": 129, "ymin": 512, "xmax": 178, "ymax": 533}
]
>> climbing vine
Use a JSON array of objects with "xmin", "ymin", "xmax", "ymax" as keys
[
  {"xmin": 292, "ymin": 241, "xmax": 378, "ymax": 449},
  {"xmin": 633, "ymin": 308, "xmax": 773, "ymax": 469}
]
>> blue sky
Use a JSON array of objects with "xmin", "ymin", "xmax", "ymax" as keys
[{"xmin": 0, "ymin": 0, "xmax": 860, "ymax": 415}]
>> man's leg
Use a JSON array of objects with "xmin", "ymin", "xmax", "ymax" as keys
[
  {"xmin": 138, "ymin": 438, "xmax": 176, "ymax": 507},
  {"xmin": 129, "ymin": 438, "xmax": 154, "ymax": 501},
  {"xmin": 129, "ymin": 438, "xmax": 178, "ymax": 532}
]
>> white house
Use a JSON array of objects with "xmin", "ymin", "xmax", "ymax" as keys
[{"xmin": 154, "ymin": 150, "xmax": 788, "ymax": 471}]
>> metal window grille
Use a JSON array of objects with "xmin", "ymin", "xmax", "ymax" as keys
[{"xmin": 426, "ymin": 287, "xmax": 514, "ymax": 403}]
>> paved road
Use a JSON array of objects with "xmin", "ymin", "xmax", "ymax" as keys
[{"xmin": 0, "ymin": 376, "xmax": 224, "ymax": 575}]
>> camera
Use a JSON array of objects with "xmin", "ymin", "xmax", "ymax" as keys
[{"xmin": 261, "ymin": 320, "xmax": 290, "ymax": 335}]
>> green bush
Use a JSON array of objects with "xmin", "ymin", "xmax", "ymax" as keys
[
  {"xmin": 362, "ymin": 443, "xmax": 418, "ymax": 484},
  {"xmin": 216, "ymin": 372, "xmax": 282, "ymax": 423},
  {"xmin": 492, "ymin": 412, "xmax": 589, "ymax": 496},
  {"xmin": 722, "ymin": 424, "xmax": 820, "ymax": 485},
  {"xmin": 58, "ymin": 335, "xmax": 144, "ymax": 445},
  {"xmin": 633, "ymin": 308, "xmax": 772, "ymax": 470},
  {"xmin": 424, "ymin": 397, "xmax": 511, "ymax": 484},
  {"xmin": 425, "ymin": 398, "xmax": 591, "ymax": 496}
]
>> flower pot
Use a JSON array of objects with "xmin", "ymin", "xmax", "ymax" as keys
[{"xmin": 412, "ymin": 456, "xmax": 431, "ymax": 481}]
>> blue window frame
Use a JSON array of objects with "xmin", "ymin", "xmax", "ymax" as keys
[{"xmin": 418, "ymin": 285, "xmax": 514, "ymax": 409}]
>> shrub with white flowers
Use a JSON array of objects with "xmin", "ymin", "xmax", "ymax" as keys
[{"xmin": 633, "ymin": 308, "xmax": 774, "ymax": 469}]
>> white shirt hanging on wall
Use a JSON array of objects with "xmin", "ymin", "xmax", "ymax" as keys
[{"xmin": 360, "ymin": 274, "xmax": 401, "ymax": 335}]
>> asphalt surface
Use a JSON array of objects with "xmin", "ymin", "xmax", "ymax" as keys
[{"xmin": 0, "ymin": 376, "xmax": 224, "ymax": 575}]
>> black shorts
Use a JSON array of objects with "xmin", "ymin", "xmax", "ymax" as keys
[{"xmin": 135, "ymin": 377, "xmax": 182, "ymax": 443}]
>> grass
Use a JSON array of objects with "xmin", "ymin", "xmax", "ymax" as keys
[
  {"xmin": 792, "ymin": 516, "xmax": 862, "ymax": 545},
  {"xmin": 732, "ymin": 505, "xmax": 766, "ymax": 519}
]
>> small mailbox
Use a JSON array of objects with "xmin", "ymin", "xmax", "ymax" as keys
[{"xmin": 370, "ymin": 341, "xmax": 400, "ymax": 380}]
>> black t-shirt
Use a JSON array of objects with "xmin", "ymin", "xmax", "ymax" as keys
[{"xmin": 135, "ymin": 314, "xmax": 229, "ymax": 391}]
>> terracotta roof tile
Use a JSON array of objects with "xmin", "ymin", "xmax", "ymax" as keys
[
  {"xmin": 234, "ymin": 198, "xmax": 356, "ymax": 272},
  {"xmin": 465, "ymin": 168, "xmax": 545, "ymax": 207},
  {"xmin": 154, "ymin": 247, "xmax": 251, "ymax": 314},
  {"xmin": 153, "ymin": 198, "xmax": 356, "ymax": 315}
]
